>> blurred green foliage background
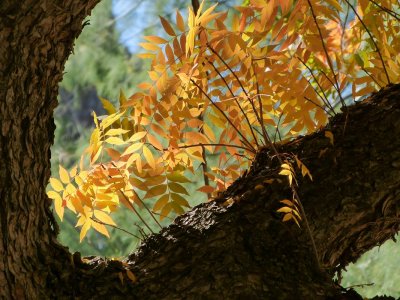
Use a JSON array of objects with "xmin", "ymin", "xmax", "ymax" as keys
[{"xmin": 51, "ymin": 0, "xmax": 399, "ymax": 297}]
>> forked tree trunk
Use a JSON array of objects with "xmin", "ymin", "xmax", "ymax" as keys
[
  {"xmin": 0, "ymin": 1, "xmax": 98, "ymax": 298},
  {"xmin": 0, "ymin": 1, "xmax": 399, "ymax": 299}
]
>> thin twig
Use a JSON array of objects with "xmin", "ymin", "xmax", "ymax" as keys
[
  {"xmin": 120, "ymin": 191, "xmax": 155, "ymax": 234},
  {"xmin": 152, "ymin": 211, "xmax": 174, "ymax": 220},
  {"xmin": 177, "ymin": 142, "xmax": 253, "ymax": 152},
  {"xmin": 131, "ymin": 189, "xmax": 163, "ymax": 229},
  {"xmin": 190, "ymin": 79, "xmax": 257, "ymax": 153},
  {"xmin": 273, "ymin": 112, "xmax": 284, "ymax": 143},
  {"xmin": 368, "ymin": 0, "xmax": 400, "ymax": 21},
  {"xmin": 304, "ymin": 96, "xmax": 333, "ymax": 116},
  {"xmin": 361, "ymin": 67, "xmax": 382, "ymax": 88},
  {"xmin": 344, "ymin": 283, "xmax": 374, "ymax": 289},
  {"xmin": 306, "ymin": 0, "xmax": 346, "ymax": 107},
  {"xmin": 253, "ymin": 61, "xmax": 269, "ymax": 143},
  {"xmin": 110, "ymin": 162, "xmax": 162, "ymax": 230},
  {"xmin": 297, "ymin": 56, "xmax": 336, "ymax": 114},
  {"xmin": 207, "ymin": 44, "xmax": 268, "ymax": 143},
  {"xmin": 90, "ymin": 217, "xmax": 141, "ymax": 239},
  {"xmin": 205, "ymin": 57, "xmax": 259, "ymax": 147}
]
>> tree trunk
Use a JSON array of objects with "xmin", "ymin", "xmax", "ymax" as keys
[
  {"xmin": 0, "ymin": 1, "xmax": 399, "ymax": 299},
  {"xmin": 0, "ymin": 1, "xmax": 98, "ymax": 298}
]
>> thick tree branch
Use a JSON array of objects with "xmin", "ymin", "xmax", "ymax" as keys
[{"xmin": 71, "ymin": 84, "xmax": 400, "ymax": 299}]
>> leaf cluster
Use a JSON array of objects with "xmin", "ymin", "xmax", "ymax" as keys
[{"xmin": 48, "ymin": 0, "xmax": 400, "ymax": 240}]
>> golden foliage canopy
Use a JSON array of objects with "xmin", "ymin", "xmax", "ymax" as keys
[{"xmin": 48, "ymin": 0, "xmax": 400, "ymax": 241}]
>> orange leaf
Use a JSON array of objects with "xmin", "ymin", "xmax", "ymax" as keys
[
  {"xmin": 147, "ymin": 133, "xmax": 163, "ymax": 150},
  {"xmin": 176, "ymin": 10, "xmax": 185, "ymax": 32},
  {"xmin": 160, "ymin": 16, "xmax": 176, "ymax": 36},
  {"xmin": 144, "ymin": 35, "xmax": 168, "ymax": 44},
  {"xmin": 126, "ymin": 270, "xmax": 137, "ymax": 283},
  {"xmin": 197, "ymin": 185, "xmax": 215, "ymax": 194},
  {"xmin": 144, "ymin": 184, "xmax": 167, "ymax": 199}
]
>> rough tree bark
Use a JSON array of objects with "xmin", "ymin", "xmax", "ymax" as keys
[
  {"xmin": 0, "ymin": 1, "xmax": 399, "ymax": 299},
  {"xmin": 0, "ymin": 1, "xmax": 98, "ymax": 298}
]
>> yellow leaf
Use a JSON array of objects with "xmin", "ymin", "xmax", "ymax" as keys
[
  {"xmin": 168, "ymin": 182, "xmax": 189, "ymax": 195},
  {"xmin": 101, "ymin": 112, "xmax": 124, "ymax": 129},
  {"xmin": 277, "ymin": 206, "xmax": 292, "ymax": 213},
  {"xmin": 90, "ymin": 144, "xmax": 103, "ymax": 164},
  {"xmin": 79, "ymin": 220, "xmax": 92, "ymax": 242},
  {"xmin": 91, "ymin": 221, "xmax": 110, "ymax": 238},
  {"xmin": 65, "ymin": 183, "xmax": 76, "ymax": 196},
  {"xmin": 105, "ymin": 136, "xmax": 126, "ymax": 145},
  {"xmin": 94, "ymin": 210, "xmax": 116, "ymax": 226},
  {"xmin": 196, "ymin": 0, "xmax": 205, "ymax": 16},
  {"xmin": 159, "ymin": 16, "xmax": 176, "ymax": 36},
  {"xmin": 92, "ymin": 111, "xmax": 99, "ymax": 128},
  {"xmin": 105, "ymin": 128, "xmax": 130, "ymax": 136},
  {"xmin": 123, "ymin": 143, "xmax": 144, "ymax": 157},
  {"xmin": 50, "ymin": 178, "xmax": 64, "ymax": 192},
  {"xmin": 144, "ymin": 35, "xmax": 168, "ymax": 44},
  {"xmin": 167, "ymin": 172, "xmax": 191, "ymax": 183},
  {"xmin": 128, "ymin": 131, "xmax": 147, "ymax": 142},
  {"xmin": 139, "ymin": 42, "xmax": 160, "ymax": 51},
  {"xmin": 160, "ymin": 202, "xmax": 172, "ymax": 220},
  {"xmin": 282, "ymin": 213, "xmax": 293, "ymax": 222},
  {"xmin": 279, "ymin": 169, "xmax": 292, "ymax": 176},
  {"xmin": 186, "ymin": 28, "xmax": 195, "ymax": 55},
  {"xmin": 144, "ymin": 175, "xmax": 166, "ymax": 186},
  {"xmin": 69, "ymin": 165, "xmax": 78, "ymax": 178},
  {"xmin": 47, "ymin": 190, "xmax": 61, "ymax": 201},
  {"xmin": 325, "ymin": 0, "xmax": 343, "ymax": 12},
  {"xmin": 100, "ymin": 97, "xmax": 116, "ymax": 114},
  {"xmin": 197, "ymin": 3, "xmax": 218, "ymax": 26},
  {"xmin": 171, "ymin": 193, "xmax": 190, "ymax": 207},
  {"xmin": 153, "ymin": 194, "xmax": 169, "ymax": 212},
  {"xmin": 143, "ymin": 145, "xmax": 156, "ymax": 169},
  {"xmin": 125, "ymin": 152, "xmax": 141, "ymax": 170},
  {"xmin": 59, "ymin": 165, "xmax": 70, "ymax": 184},
  {"xmin": 144, "ymin": 184, "xmax": 167, "ymax": 199},
  {"xmin": 119, "ymin": 90, "xmax": 127, "ymax": 107},
  {"xmin": 170, "ymin": 201, "xmax": 185, "ymax": 215}
]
